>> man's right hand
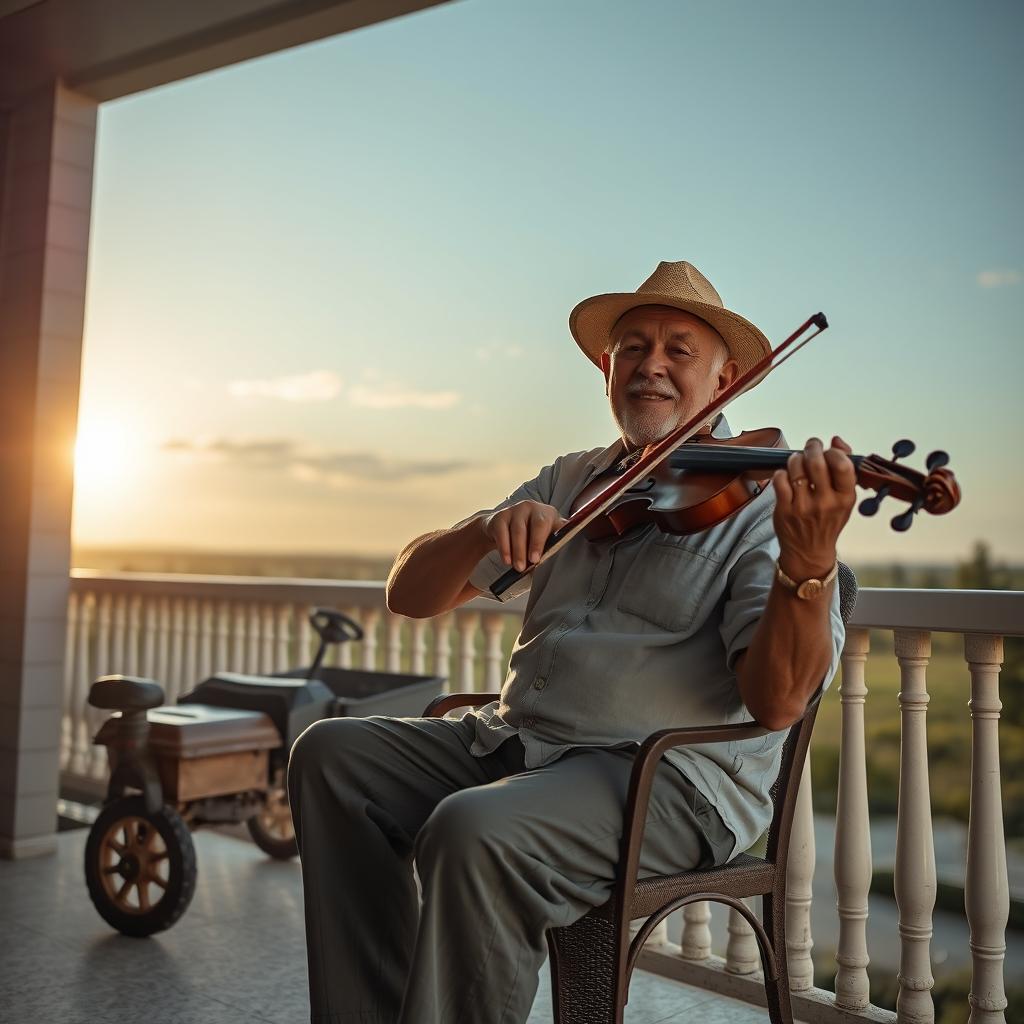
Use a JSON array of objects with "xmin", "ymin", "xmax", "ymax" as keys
[{"xmin": 483, "ymin": 501, "xmax": 567, "ymax": 572}]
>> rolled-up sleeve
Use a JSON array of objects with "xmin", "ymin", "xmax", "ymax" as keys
[
  {"xmin": 462, "ymin": 461, "xmax": 561, "ymax": 603},
  {"xmin": 719, "ymin": 515, "xmax": 846, "ymax": 694},
  {"xmin": 719, "ymin": 525, "xmax": 780, "ymax": 671}
]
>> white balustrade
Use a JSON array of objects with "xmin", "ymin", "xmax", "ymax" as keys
[
  {"xmin": 893, "ymin": 629, "xmax": 936, "ymax": 1024},
  {"xmin": 725, "ymin": 902, "xmax": 760, "ymax": 975},
  {"xmin": 680, "ymin": 901, "xmax": 712, "ymax": 960},
  {"xmin": 785, "ymin": 756, "xmax": 815, "ymax": 990},
  {"xmin": 59, "ymin": 573, "xmax": 1020, "ymax": 1024},
  {"xmin": 963, "ymin": 634, "xmax": 1009, "ymax": 1024},
  {"xmin": 482, "ymin": 613, "xmax": 506, "ymax": 691},
  {"xmin": 410, "ymin": 618, "xmax": 428, "ymax": 676},
  {"xmin": 457, "ymin": 611, "xmax": 480, "ymax": 691},
  {"xmin": 834, "ymin": 626, "xmax": 873, "ymax": 1008}
]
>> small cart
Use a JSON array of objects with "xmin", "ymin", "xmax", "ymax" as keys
[{"xmin": 83, "ymin": 607, "xmax": 444, "ymax": 936}]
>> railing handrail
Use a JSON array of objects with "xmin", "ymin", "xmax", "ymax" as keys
[
  {"xmin": 70, "ymin": 570, "xmax": 1023, "ymax": 636},
  {"xmin": 68, "ymin": 568, "xmax": 528, "ymax": 614}
]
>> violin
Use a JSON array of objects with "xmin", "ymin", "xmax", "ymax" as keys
[
  {"xmin": 568, "ymin": 427, "xmax": 961, "ymax": 540},
  {"xmin": 489, "ymin": 313, "xmax": 962, "ymax": 598}
]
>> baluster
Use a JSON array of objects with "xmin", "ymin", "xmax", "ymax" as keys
[
  {"xmin": 156, "ymin": 597, "xmax": 171, "ymax": 686},
  {"xmin": 335, "ymin": 607, "xmax": 359, "ymax": 668},
  {"xmin": 198, "ymin": 601, "xmax": 214, "ymax": 679},
  {"xmin": 142, "ymin": 598, "xmax": 158, "ymax": 679},
  {"xmin": 963, "ymin": 634, "xmax": 1009, "ymax": 1024},
  {"xmin": 168, "ymin": 598, "xmax": 186, "ymax": 701},
  {"xmin": 725, "ymin": 902, "xmax": 760, "ymax": 975},
  {"xmin": 385, "ymin": 614, "xmax": 404, "ymax": 673},
  {"xmin": 231, "ymin": 602, "xmax": 246, "ymax": 671},
  {"xmin": 433, "ymin": 614, "xmax": 454, "ymax": 687},
  {"xmin": 893, "ymin": 629, "xmax": 936, "ymax": 1024},
  {"xmin": 111, "ymin": 594, "xmax": 127, "ymax": 673},
  {"xmin": 184, "ymin": 598, "xmax": 199, "ymax": 686},
  {"xmin": 126, "ymin": 595, "xmax": 141, "ymax": 677},
  {"xmin": 216, "ymin": 601, "xmax": 231, "ymax": 671},
  {"xmin": 275, "ymin": 604, "xmax": 291, "ymax": 671},
  {"xmin": 246, "ymin": 603, "xmax": 260, "ymax": 674},
  {"xmin": 88, "ymin": 593, "xmax": 113, "ymax": 777},
  {"xmin": 258, "ymin": 604, "xmax": 274, "ymax": 673},
  {"xmin": 61, "ymin": 592, "xmax": 79, "ymax": 768},
  {"xmin": 411, "ymin": 618, "xmax": 428, "ymax": 676},
  {"xmin": 296, "ymin": 604, "xmax": 313, "ymax": 669},
  {"xmin": 456, "ymin": 611, "xmax": 480, "ymax": 691},
  {"xmin": 835, "ymin": 627, "xmax": 872, "ymax": 1008},
  {"xmin": 680, "ymin": 902, "xmax": 712, "ymax": 960},
  {"xmin": 95, "ymin": 593, "xmax": 112, "ymax": 676},
  {"xmin": 786, "ymin": 755, "xmax": 815, "ymax": 989},
  {"xmin": 482, "ymin": 613, "xmax": 506, "ymax": 691},
  {"xmin": 71, "ymin": 593, "xmax": 94, "ymax": 776},
  {"xmin": 361, "ymin": 609, "xmax": 380, "ymax": 670}
]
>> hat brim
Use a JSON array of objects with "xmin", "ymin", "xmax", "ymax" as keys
[{"xmin": 569, "ymin": 292, "xmax": 772, "ymax": 377}]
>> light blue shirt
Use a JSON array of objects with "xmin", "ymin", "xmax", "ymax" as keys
[{"xmin": 464, "ymin": 419, "xmax": 845, "ymax": 857}]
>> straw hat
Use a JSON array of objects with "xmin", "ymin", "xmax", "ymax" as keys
[{"xmin": 569, "ymin": 261, "xmax": 772, "ymax": 376}]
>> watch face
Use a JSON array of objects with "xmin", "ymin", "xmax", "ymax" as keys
[{"xmin": 797, "ymin": 579, "xmax": 824, "ymax": 600}]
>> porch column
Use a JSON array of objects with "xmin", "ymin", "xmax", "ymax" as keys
[{"xmin": 0, "ymin": 80, "xmax": 97, "ymax": 858}]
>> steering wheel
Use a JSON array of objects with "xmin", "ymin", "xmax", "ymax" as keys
[{"xmin": 309, "ymin": 607, "xmax": 364, "ymax": 646}]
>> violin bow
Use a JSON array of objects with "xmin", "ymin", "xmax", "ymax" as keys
[{"xmin": 489, "ymin": 312, "xmax": 829, "ymax": 597}]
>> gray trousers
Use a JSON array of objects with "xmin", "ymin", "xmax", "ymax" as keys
[{"xmin": 287, "ymin": 713, "xmax": 730, "ymax": 1024}]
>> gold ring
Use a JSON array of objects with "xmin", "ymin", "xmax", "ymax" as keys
[{"xmin": 792, "ymin": 477, "xmax": 808, "ymax": 486}]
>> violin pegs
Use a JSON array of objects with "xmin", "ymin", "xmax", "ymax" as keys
[
  {"xmin": 858, "ymin": 485, "xmax": 890, "ymax": 517},
  {"xmin": 891, "ymin": 439, "xmax": 915, "ymax": 460},
  {"xmin": 890, "ymin": 508, "xmax": 916, "ymax": 532},
  {"xmin": 890, "ymin": 495, "xmax": 926, "ymax": 533},
  {"xmin": 926, "ymin": 449, "xmax": 950, "ymax": 471}
]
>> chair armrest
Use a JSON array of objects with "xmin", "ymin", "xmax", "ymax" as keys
[
  {"xmin": 613, "ymin": 719, "xmax": 775, "ymax": 916},
  {"xmin": 423, "ymin": 692, "xmax": 500, "ymax": 718}
]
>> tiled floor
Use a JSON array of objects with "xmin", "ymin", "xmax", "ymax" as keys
[{"xmin": 1, "ymin": 826, "xmax": 767, "ymax": 1024}]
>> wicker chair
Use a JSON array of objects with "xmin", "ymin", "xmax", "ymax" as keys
[{"xmin": 423, "ymin": 562, "xmax": 857, "ymax": 1024}]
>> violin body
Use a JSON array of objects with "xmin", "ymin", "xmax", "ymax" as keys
[{"xmin": 572, "ymin": 428, "xmax": 785, "ymax": 540}]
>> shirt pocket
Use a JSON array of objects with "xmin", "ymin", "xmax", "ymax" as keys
[{"xmin": 617, "ymin": 536, "xmax": 720, "ymax": 634}]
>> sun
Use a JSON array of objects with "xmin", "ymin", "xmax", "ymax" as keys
[{"xmin": 73, "ymin": 417, "xmax": 139, "ymax": 491}]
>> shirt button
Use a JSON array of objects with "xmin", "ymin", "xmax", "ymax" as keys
[
  {"xmin": 533, "ymin": 677, "xmax": 546, "ymax": 691},
  {"xmin": 524, "ymin": 716, "xmax": 537, "ymax": 728}
]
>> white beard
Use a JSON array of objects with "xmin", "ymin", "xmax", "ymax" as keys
[{"xmin": 612, "ymin": 402, "xmax": 679, "ymax": 448}]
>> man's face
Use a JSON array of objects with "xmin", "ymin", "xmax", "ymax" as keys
[{"xmin": 600, "ymin": 305, "xmax": 738, "ymax": 449}]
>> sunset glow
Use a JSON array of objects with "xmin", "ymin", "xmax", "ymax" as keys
[{"xmin": 73, "ymin": 418, "xmax": 140, "ymax": 493}]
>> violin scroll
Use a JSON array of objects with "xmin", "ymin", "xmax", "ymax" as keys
[{"xmin": 854, "ymin": 440, "xmax": 960, "ymax": 532}]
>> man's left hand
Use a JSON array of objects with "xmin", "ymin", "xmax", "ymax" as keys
[{"xmin": 772, "ymin": 436, "xmax": 857, "ymax": 581}]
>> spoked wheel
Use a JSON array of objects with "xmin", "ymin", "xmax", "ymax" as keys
[
  {"xmin": 84, "ymin": 796, "xmax": 196, "ymax": 937},
  {"xmin": 246, "ymin": 783, "xmax": 297, "ymax": 860}
]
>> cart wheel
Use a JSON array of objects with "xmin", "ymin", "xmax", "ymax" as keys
[
  {"xmin": 246, "ymin": 785, "xmax": 297, "ymax": 859},
  {"xmin": 84, "ymin": 796, "xmax": 196, "ymax": 937}
]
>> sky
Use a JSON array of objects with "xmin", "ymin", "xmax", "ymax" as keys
[{"xmin": 71, "ymin": 0, "xmax": 1024, "ymax": 564}]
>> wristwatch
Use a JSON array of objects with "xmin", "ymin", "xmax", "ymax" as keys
[{"xmin": 775, "ymin": 559, "xmax": 838, "ymax": 599}]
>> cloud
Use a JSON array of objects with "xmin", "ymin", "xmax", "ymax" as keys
[
  {"xmin": 977, "ymin": 269, "xmax": 1022, "ymax": 289},
  {"xmin": 348, "ymin": 384, "xmax": 461, "ymax": 410},
  {"xmin": 476, "ymin": 341, "xmax": 525, "ymax": 361},
  {"xmin": 228, "ymin": 370, "xmax": 343, "ymax": 401},
  {"xmin": 162, "ymin": 437, "xmax": 471, "ymax": 483}
]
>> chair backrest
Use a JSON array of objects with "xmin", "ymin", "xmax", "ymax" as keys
[{"xmin": 762, "ymin": 561, "xmax": 858, "ymax": 866}]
